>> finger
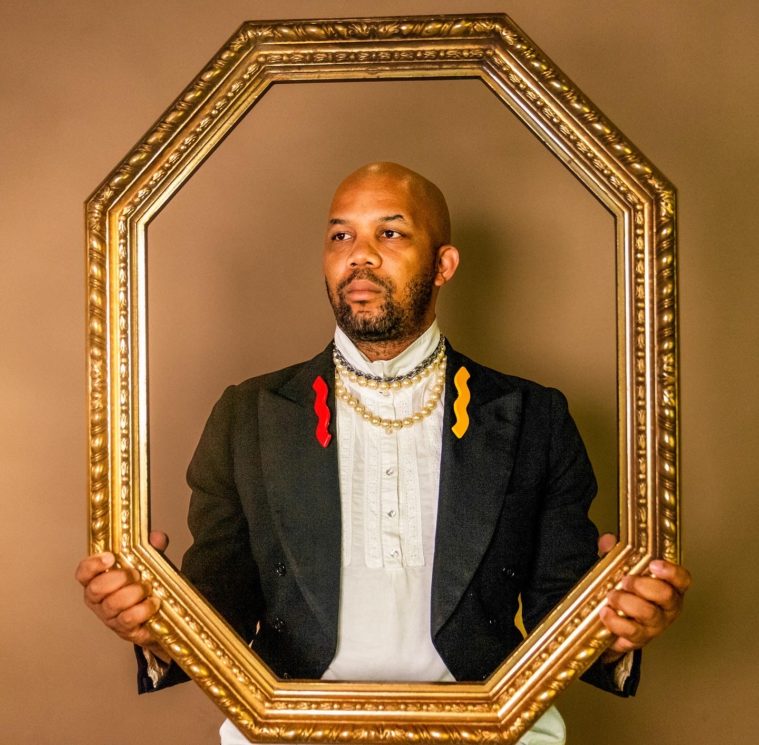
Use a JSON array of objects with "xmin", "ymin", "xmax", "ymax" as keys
[
  {"xmin": 606, "ymin": 589, "xmax": 665, "ymax": 628},
  {"xmin": 84, "ymin": 567, "xmax": 141, "ymax": 606},
  {"xmin": 149, "ymin": 531, "xmax": 169, "ymax": 552},
  {"xmin": 75, "ymin": 553, "xmax": 115, "ymax": 586},
  {"xmin": 99, "ymin": 583, "xmax": 150, "ymax": 621},
  {"xmin": 123, "ymin": 625, "xmax": 155, "ymax": 648},
  {"xmin": 597, "ymin": 533, "xmax": 618, "ymax": 557},
  {"xmin": 649, "ymin": 560, "xmax": 692, "ymax": 593},
  {"xmin": 599, "ymin": 606, "xmax": 650, "ymax": 648},
  {"xmin": 607, "ymin": 634, "xmax": 638, "ymax": 655},
  {"xmin": 620, "ymin": 575, "xmax": 682, "ymax": 613},
  {"xmin": 107, "ymin": 596, "xmax": 161, "ymax": 638}
]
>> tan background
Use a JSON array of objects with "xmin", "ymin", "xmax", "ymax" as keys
[{"xmin": 1, "ymin": 1, "xmax": 756, "ymax": 743}]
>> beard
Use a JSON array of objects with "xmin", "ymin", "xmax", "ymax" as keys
[{"xmin": 327, "ymin": 267, "xmax": 435, "ymax": 343}]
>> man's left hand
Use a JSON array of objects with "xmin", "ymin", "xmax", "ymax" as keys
[{"xmin": 597, "ymin": 535, "xmax": 691, "ymax": 662}]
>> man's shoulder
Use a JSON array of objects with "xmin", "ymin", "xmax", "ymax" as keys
[
  {"xmin": 224, "ymin": 344, "xmax": 333, "ymax": 400},
  {"xmin": 449, "ymin": 346, "xmax": 564, "ymax": 402}
]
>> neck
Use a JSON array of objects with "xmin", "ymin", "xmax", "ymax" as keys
[
  {"xmin": 337, "ymin": 316, "xmax": 439, "ymax": 363},
  {"xmin": 351, "ymin": 336, "xmax": 419, "ymax": 362}
]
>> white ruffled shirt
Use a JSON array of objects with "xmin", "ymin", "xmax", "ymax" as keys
[{"xmin": 321, "ymin": 320, "xmax": 452, "ymax": 682}]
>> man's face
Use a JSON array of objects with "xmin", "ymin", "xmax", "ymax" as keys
[{"xmin": 323, "ymin": 175, "xmax": 440, "ymax": 344}]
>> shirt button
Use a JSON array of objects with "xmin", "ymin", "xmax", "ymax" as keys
[
  {"xmin": 389, "ymin": 549, "xmax": 400, "ymax": 559},
  {"xmin": 385, "ymin": 467, "xmax": 395, "ymax": 476},
  {"xmin": 386, "ymin": 509, "xmax": 397, "ymax": 518}
]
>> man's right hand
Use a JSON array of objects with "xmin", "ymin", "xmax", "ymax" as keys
[{"xmin": 75, "ymin": 531, "xmax": 170, "ymax": 662}]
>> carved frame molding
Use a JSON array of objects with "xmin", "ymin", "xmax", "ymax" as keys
[{"xmin": 85, "ymin": 14, "xmax": 679, "ymax": 744}]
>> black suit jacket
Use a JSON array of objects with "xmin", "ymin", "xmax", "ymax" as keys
[{"xmin": 139, "ymin": 343, "xmax": 639, "ymax": 694}]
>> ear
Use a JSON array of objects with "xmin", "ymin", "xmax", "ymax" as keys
[{"xmin": 433, "ymin": 244, "xmax": 460, "ymax": 287}]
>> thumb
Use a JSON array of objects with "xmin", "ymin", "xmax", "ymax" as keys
[
  {"xmin": 149, "ymin": 530, "xmax": 170, "ymax": 553},
  {"xmin": 597, "ymin": 532, "xmax": 618, "ymax": 557}
]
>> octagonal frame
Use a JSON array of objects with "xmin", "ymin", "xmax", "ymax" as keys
[{"xmin": 85, "ymin": 14, "xmax": 679, "ymax": 744}]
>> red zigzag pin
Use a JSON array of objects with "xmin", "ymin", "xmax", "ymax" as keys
[{"xmin": 312, "ymin": 375, "xmax": 332, "ymax": 448}]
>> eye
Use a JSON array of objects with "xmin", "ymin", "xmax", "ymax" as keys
[
  {"xmin": 331, "ymin": 231, "xmax": 351, "ymax": 241},
  {"xmin": 381, "ymin": 229, "xmax": 403, "ymax": 239}
]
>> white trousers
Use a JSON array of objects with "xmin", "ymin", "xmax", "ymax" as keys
[{"xmin": 219, "ymin": 705, "xmax": 565, "ymax": 745}]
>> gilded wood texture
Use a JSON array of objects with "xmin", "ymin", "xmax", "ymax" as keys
[{"xmin": 86, "ymin": 13, "xmax": 679, "ymax": 744}]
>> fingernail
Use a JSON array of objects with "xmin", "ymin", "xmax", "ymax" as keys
[
  {"xmin": 100, "ymin": 553, "xmax": 115, "ymax": 568},
  {"xmin": 649, "ymin": 560, "xmax": 666, "ymax": 575}
]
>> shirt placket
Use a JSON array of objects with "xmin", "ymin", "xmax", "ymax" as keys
[
  {"xmin": 400, "ymin": 378, "xmax": 427, "ymax": 567},
  {"xmin": 377, "ymin": 386, "xmax": 402, "ymax": 568}
]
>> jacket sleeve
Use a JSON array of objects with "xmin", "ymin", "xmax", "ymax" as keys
[
  {"xmin": 520, "ymin": 388, "xmax": 640, "ymax": 696},
  {"xmin": 137, "ymin": 385, "xmax": 264, "ymax": 693}
]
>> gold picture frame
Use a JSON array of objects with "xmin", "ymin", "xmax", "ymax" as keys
[{"xmin": 85, "ymin": 14, "xmax": 679, "ymax": 744}]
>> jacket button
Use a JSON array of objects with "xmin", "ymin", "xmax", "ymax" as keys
[
  {"xmin": 274, "ymin": 562, "xmax": 287, "ymax": 576},
  {"xmin": 487, "ymin": 617, "xmax": 498, "ymax": 627},
  {"xmin": 272, "ymin": 617, "xmax": 286, "ymax": 633},
  {"xmin": 281, "ymin": 671, "xmax": 290, "ymax": 679},
  {"xmin": 502, "ymin": 566, "xmax": 516, "ymax": 579}
]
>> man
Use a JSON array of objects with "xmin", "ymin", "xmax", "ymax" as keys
[{"xmin": 77, "ymin": 163, "xmax": 690, "ymax": 744}]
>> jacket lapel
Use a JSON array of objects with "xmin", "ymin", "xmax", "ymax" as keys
[
  {"xmin": 431, "ymin": 346, "xmax": 523, "ymax": 637},
  {"xmin": 257, "ymin": 345, "xmax": 341, "ymax": 643}
]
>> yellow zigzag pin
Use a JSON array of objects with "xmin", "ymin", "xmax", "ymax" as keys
[{"xmin": 451, "ymin": 366, "xmax": 471, "ymax": 439}]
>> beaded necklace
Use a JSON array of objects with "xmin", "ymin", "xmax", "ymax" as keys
[
  {"xmin": 332, "ymin": 337, "xmax": 446, "ymax": 434},
  {"xmin": 332, "ymin": 335, "xmax": 445, "ymax": 386}
]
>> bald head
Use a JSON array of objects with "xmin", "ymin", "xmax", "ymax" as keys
[
  {"xmin": 332, "ymin": 162, "xmax": 451, "ymax": 247},
  {"xmin": 323, "ymin": 161, "xmax": 460, "ymax": 357}
]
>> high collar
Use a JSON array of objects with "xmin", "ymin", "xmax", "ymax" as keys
[{"xmin": 333, "ymin": 320, "xmax": 442, "ymax": 379}]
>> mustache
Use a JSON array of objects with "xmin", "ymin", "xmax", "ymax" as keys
[{"xmin": 336, "ymin": 269, "xmax": 394, "ymax": 295}]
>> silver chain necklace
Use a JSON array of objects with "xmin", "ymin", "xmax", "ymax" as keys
[{"xmin": 331, "ymin": 335, "xmax": 446, "ymax": 384}]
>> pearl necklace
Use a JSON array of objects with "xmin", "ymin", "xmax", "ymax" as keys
[{"xmin": 333, "ymin": 351, "xmax": 447, "ymax": 434}]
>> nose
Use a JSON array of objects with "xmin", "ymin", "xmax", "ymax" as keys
[{"xmin": 348, "ymin": 234, "xmax": 381, "ymax": 268}]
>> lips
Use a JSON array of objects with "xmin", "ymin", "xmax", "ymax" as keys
[{"xmin": 343, "ymin": 279, "xmax": 384, "ymax": 301}]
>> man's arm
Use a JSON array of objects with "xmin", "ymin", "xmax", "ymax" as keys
[
  {"xmin": 178, "ymin": 385, "xmax": 263, "ymax": 645},
  {"xmin": 520, "ymin": 388, "xmax": 690, "ymax": 693},
  {"xmin": 78, "ymin": 385, "xmax": 264, "ymax": 693},
  {"xmin": 519, "ymin": 388, "xmax": 636, "ymax": 695},
  {"xmin": 138, "ymin": 384, "xmax": 265, "ymax": 692},
  {"xmin": 520, "ymin": 388, "xmax": 601, "ymax": 633}
]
